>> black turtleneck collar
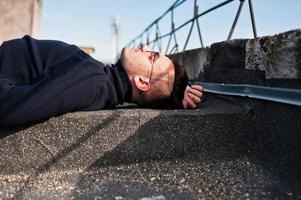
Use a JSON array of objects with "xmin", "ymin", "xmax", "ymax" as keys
[{"xmin": 111, "ymin": 59, "xmax": 133, "ymax": 103}]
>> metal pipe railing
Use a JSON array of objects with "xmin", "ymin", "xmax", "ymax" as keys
[
  {"xmin": 248, "ymin": 0, "xmax": 258, "ymax": 38},
  {"xmin": 127, "ymin": 0, "xmax": 258, "ymax": 52},
  {"xmin": 227, "ymin": 0, "xmax": 245, "ymax": 40}
]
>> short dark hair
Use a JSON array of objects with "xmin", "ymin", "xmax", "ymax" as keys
[{"xmin": 168, "ymin": 59, "xmax": 188, "ymax": 108}]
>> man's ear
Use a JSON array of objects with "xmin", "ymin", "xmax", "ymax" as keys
[{"xmin": 133, "ymin": 76, "xmax": 150, "ymax": 91}]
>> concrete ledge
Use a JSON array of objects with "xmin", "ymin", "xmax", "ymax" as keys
[
  {"xmin": 0, "ymin": 97, "xmax": 301, "ymax": 198},
  {"xmin": 0, "ymin": 95, "xmax": 301, "ymax": 175},
  {"xmin": 0, "ymin": 95, "xmax": 249, "ymax": 174}
]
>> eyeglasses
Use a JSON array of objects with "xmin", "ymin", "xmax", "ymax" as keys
[
  {"xmin": 146, "ymin": 50, "xmax": 160, "ymax": 82},
  {"xmin": 136, "ymin": 44, "xmax": 160, "ymax": 83}
]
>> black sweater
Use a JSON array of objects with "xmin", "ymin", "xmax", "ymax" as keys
[{"xmin": 0, "ymin": 36, "xmax": 132, "ymax": 127}]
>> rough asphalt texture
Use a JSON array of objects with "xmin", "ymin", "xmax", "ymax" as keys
[
  {"xmin": 0, "ymin": 94, "xmax": 301, "ymax": 199},
  {"xmin": 0, "ymin": 157, "xmax": 288, "ymax": 200}
]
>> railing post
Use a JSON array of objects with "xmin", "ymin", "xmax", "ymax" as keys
[
  {"xmin": 183, "ymin": 0, "xmax": 198, "ymax": 51},
  {"xmin": 227, "ymin": 0, "xmax": 245, "ymax": 40},
  {"xmin": 195, "ymin": 2, "xmax": 204, "ymax": 47},
  {"xmin": 146, "ymin": 30, "xmax": 150, "ymax": 45},
  {"xmin": 248, "ymin": 0, "xmax": 257, "ymax": 39}
]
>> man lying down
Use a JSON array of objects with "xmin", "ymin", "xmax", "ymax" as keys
[{"xmin": 0, "ymin": 36, "xmax": 203, "ymax": 128}]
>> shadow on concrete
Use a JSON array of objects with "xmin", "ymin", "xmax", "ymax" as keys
[
  {"xmin": 0, "ymin": 120, "xmax": 46, "ymax": 139},
  {"xmin": 0, "ymin": 126, "xmax": 29, "ymax": 139},
  {"xmin": 72, "ymin": 98, "xmax": 301, "ymax": 198},
  {"xmin": 12, "ymin": 111, "xmax": 121, "ymax": 199}
]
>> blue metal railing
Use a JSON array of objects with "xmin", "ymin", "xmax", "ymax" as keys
[{"xmin": 127, "ymin": 0, "xmax": 257, "ymax": 54}]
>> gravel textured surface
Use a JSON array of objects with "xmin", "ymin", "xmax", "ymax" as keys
[
  {"xmin": 0, "ymin": 95, "xmax": 300, "ymax": 199},
  {"xmin": 0, "ymin": 155, "xmax": 297, "ymax": 200}
]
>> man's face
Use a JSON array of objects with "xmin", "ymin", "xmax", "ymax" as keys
[{"xmin": 121, "ymin": 44, "xmax": 175, "ymax": 102}]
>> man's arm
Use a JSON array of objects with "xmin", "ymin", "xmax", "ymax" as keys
[
  {"xmin": 182, "ymin": 85, "xmax": 203, "ymax": 109},
  {"xmin": 0, "ymin": 53, "xmax": 116, "ymax": 128}
]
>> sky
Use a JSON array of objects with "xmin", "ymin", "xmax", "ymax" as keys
[{"xmin": 39, "ymin": 0, "xmax": 301, "ymax": 62}]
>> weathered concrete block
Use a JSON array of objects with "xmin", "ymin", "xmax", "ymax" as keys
[
  {"xmin": 170, "ymin": 29, "xmax": 301, "ymax": 84},
  {"xmin": 210, "ymin": 39, "xmax": 247, "ymax": 69},
  {"xmin": 168, "ymin": 47, "xmax": 209, "ymax": 80},
  {"xmin": 245, "ymin": 29, "xmax": 301, "ymax": 79},
  {"xmin": 204, "ymin": 68, "xmax": 265, "ymax": 84}
]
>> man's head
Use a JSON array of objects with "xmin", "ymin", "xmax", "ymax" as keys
[{"xmin": 121, "ymin": 44, "xmax": 188, "ymax": 107}]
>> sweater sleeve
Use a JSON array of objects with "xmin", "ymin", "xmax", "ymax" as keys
[{"xmin": 0, "ymin": 51, "xmax": 118, "ymax": 128}]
